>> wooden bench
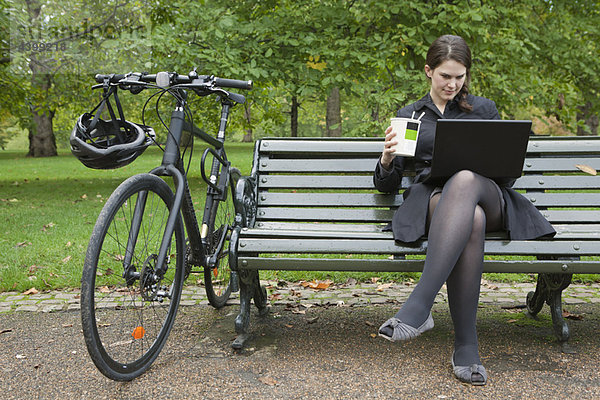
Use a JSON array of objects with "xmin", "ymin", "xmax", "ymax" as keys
[{"xmin": 229, "ymin": 136, "xmax": 600, "ymax": 350}]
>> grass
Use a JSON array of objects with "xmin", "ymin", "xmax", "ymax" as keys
[
  {"xmin": 0, "ymin": 143, "xmax": 255, "ymax": 292},
  {"xmin": 1, "ymin": 142, "xmax": 599, "ymax": 293}
]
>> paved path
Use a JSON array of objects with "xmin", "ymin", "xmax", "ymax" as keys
[
  {"xmin": 2, "ymin": 280, "xmax": 600, "ymax": 399},
  {"xmin": 2, "ymin": 279, "xmax": 600, "ymax": 313}
]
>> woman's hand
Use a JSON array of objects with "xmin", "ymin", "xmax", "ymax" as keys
[{"xmin": 381, "ymin": 126, "xmax": 397, "ymax": 170}]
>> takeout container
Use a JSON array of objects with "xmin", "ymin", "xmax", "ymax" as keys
[{"xmin": 390, "ymin": 117, "xmax": 421, "ymax": 157}]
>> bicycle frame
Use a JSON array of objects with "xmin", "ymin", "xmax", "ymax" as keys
[{"xmin": 122, "ymin": 89, "xmax": 234, "ymax": 282}]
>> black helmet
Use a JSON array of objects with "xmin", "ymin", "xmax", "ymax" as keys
[
  {"xmin": 70, "ymin": 114, "xmax": 153, "ymax": 169},
  {"xmin": 70, "ymin": 85, "xmax": 154, "ymax": 169}
]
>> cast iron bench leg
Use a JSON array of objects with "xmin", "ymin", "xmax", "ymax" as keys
[
  {"xmin": 526, "ymin": 273, "xmax": 574, "ymax": 353},
  {"xmin": 232, "ymin": 269, "xmax": 268, "ymax": 349}
]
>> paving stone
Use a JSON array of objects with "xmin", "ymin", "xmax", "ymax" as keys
[
  {"xmin": 39, "ymin": 299, "xmax": 65, "ymax": 305},
  {"xmin": 15, "ymin": 305, "xmax": 40, "ymax": 312},
  {"xmin": 496, "ymin": 297, "xmax": 516, "ymax": 303},
  {"xmin": 54, "ymin": 293, "xmax": 80, "ymax": 300},
  {"xmin": 67, "ymin": 304, "xmax": 81, "ymax": 311},
  {"xmin": 179, "ymin": 300, "xmax": 196, "ymax": 306},
  {"xmin": 3, "ymin": 295, "xmax": 25, "ymax": 302},
  {"xmin": 564, "ymin": 298, "xmax": 585, "ymax": 304},
  {"xmin": 368, "ymin": 297, "xmax": 388, "ymax": 304},
  {"xmin": 0, "ymin": 306, "xmax": 12, "ymax": 313},
  {"xmin": 41, "ymin": 305, "xmax": 64, "ymax": 313}
]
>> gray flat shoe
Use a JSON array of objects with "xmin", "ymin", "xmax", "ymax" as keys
[
  {"xmin": 451, "ymin": 351, "xmax": 487, "ymax": 386},
  {"xmin": 378, "ymin": 312, "xmax": 434, "ymax": 342}
]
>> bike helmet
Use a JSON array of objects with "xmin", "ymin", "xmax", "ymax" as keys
[{"xmin": 70, "ymin": 86, "xmax": 154, "ymax": 169}]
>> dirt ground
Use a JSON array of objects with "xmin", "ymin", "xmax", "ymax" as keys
[{"xmin": 1, "ymin": 302, "xmax": 600, "ymax": 399}]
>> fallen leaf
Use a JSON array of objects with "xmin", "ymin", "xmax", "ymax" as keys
[
  {"xmin": 98, "ymin": 286, "xmax": 111, "ymax": 293},
  {"xmin": 65, "ymin": 241, "xmax": 72, "ymax": 247},
  {"xmin": 306, "ymin": 317, "xmax": 319, "ymax": 324},
  {"xmin": 81, "ymin": 194, "xmax": 88, "ymax": 199},
  {"xmin": 16, "ymin": 354, "xmax": 27, "ymax": 359},
  {"xmin": 507, "ymin": 319, "xmax": 518, "ymax": 323},
  {"xmin": 15, "ymin": 241, "xmax": 32, "ymax": 248},
  {"xmin": 62, "ymin": 324, "xmax": 73, "ymax": 328},
  {"xmin": 269, "ymin": 293, "xmax": 282, "ymax": 301},
  {"xmin": 285, "ymin": 324, "xmax": 293, "ymax": 328},
  {"xmin": 291, "ymin": 308, "xmax": 306, "ymax": 315},
  {"xmin": 258, "ymin": 376, "xmax": 278, "ymax": 386},
  {"xmin": 61, "ymin": 256, "xmax": 72, "ymax": 263},
  {"xmin": 376, "ymin": 283, "xmax": 393, "ymax": 292},
  {"xmin": 9, "ymin": 198, "xmax": 19, "ymax": 202},
  {"xmin": 42, "ymin": 222, "xmax": 56, "ymax": 232},
  {"xmin": 371, "ymin": 277, "xmax": 381, "ymax": 283},
  {"xmin": 365, "ymin": 321, "xmax": 374, "ymax": 327},
  {"xmin": 300, "ymin": 279, "xmax": 333, "ymax": 290},
  {"xmin": 562, "ymin": 310, "xmax": 584, "ymax": 320},
  {"xmin": 23, "ymin": 287, "xmax": 39, "ymax": 295},
  {"xmin": 575, "ymin": 164, "xmax": 597, "ymax": 175}
]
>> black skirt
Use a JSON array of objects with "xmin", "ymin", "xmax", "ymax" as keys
[{"xmin": 388, "ymin": 182, "xmax": 556, "ymax": 243}]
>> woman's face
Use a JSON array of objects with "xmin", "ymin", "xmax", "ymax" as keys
[{"xmin": 425, "ymin": 59, "xmax": 467, "ymax": 106}]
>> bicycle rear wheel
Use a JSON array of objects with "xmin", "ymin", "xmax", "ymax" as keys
[
  {"xmin": 81, "ymin": 173, "xmax": 184, "ymax": 381},
  {"xmin": 204, "ymin": 167, "xmax": 241, "ymax": 308}
]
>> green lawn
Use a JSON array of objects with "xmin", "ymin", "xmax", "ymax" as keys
[{"xmin": 0, "ymin": 143, "xmax": 255, "ymax": 292}]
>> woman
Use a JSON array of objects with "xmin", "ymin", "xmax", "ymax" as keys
[{"xmin": 374, "ymin": 35, "xmax": 555, "ymax": 386}]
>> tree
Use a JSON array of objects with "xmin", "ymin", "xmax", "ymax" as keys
[{"xmin": 6, "ymin": 0, "xmax": 155, "ymax": 156}]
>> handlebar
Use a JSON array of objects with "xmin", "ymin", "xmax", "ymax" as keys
[{"xmin": 94, "ymin": 71, "xmax": 253, "ymax": 90}]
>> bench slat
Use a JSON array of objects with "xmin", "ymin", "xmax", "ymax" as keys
[
  {"xmin": 237, "ymin": 257, "xmax": 599, "ymax": 274},
  {"xmin": 259, "ymin": 174, "xmax": 600, "ymax": 190},
  {"xmin": 237, "ymin": 238, "xmax": 600, "ymax": 255},
  {"xmin": 258, "ymin": 192, "xmax": 600, "ymax": 207},
  {"xmin": 257, "ymin": 207, "xmax": 395, "ymax": 222},
  {"xmin": 243, "ymin": 223, "xmax": 600, "ymax": 240},
  {"xmin": 257, "ymin": 207, "xmax": 600, "ymax": 223},
  {"xmin": 259, "ymin": 138, "xmax": 600, "ymax": 156},
  {"xmin": 259, "ymin": 156, "xmax": 600, "ymax": 173}
]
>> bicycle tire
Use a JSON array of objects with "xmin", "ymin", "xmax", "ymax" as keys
[
  {"xmin": 81, "ymin": 173, "xmax": 185, "ymax": 381},
  {"xmin": 204, "ymin": 167, "xmax": 241, "ymax": 308}
]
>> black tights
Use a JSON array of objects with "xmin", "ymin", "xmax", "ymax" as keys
[{"xmin": 395, "ymin": 170, "xmax": 504, "ymax": 366}]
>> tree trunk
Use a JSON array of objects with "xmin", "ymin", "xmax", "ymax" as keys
[
  {"xmin": 576, "ymin": 101, "xmax": 599, "ymax": 136},
  {"xmin": 242, "ymin": 103, "xmax": 253, "ymax": 142},
  {"xmin": 27, "ymin": 61, "xmax": 57, "ymax": 157},
  {"xmin": 326, "ymin": 87, "xmax": 342, "ymax": 137},
  {"xmin": 26, "ymin": 0, "xmax": 58, "ymax": 157},
  {"xmin": 290, "ymin": 96, "xmax": 299, "ymax": 137},
  {"xmin": 28, "ymin": 110, "xmax": 57, "ymax": 157}
]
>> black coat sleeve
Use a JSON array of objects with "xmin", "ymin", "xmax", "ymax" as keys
[{"xmin": 373, "ymin": 156, "xmax": 405, "ymax": 193}]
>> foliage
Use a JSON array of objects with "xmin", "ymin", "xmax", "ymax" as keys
[{"xmin": 1, "ymin": 0, "xmax": 600, "ymax": 153}]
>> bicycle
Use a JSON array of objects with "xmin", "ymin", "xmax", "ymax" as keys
[{"xmin": 74, "ymin": 70, "xmax": 252, "ymax": 381}]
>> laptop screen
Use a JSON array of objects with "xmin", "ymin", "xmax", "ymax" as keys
[{"xmin": 429, "ymin": 119, "xmax": 531, "ymax": 180}]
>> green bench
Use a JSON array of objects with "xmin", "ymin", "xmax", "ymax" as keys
[{"xmin": 229, "ymin": 136, "xmax": 600, "ymax": 350}]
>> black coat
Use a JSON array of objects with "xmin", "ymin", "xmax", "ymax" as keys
[{"xmin": 374, "ymin": 93, "xmax": 556, "ymax": 243}]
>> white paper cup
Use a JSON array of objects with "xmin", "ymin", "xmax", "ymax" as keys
[{"xmin": 390, "ymin": 117, "xmax": 421, "ymax": 157}]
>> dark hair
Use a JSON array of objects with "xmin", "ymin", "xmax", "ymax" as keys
[{"xmin": 426, "ymin": 35, "xmax": 473, "ymax": 112}]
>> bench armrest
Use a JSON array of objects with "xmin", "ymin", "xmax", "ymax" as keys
[{"xmin": 234, "ymin": 175, "xmax": 258, "ymax": 228}]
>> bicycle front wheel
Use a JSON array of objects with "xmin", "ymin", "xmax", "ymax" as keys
[
  {"xmin": 81, "ymin": 173, "xmax": 185, "ymax": 381},
  {"xmin": 204, "ymin": 167, "xmax": 241, "ymax": 308}
]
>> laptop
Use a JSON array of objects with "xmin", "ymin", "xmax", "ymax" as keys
[{"xmin": 429, "ymin": 119, "xmax": 531, "ymax": 181}]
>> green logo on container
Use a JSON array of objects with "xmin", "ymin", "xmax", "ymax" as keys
[{"xmin": 405, "ymin": 122, "xmax": 419, "ymax": 141}]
